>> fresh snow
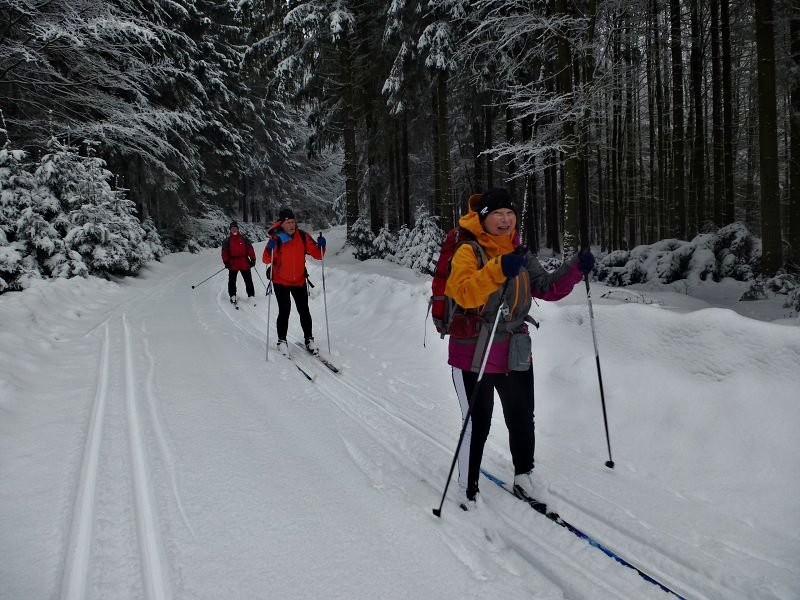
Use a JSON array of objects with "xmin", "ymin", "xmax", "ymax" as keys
[{"xmin": 1, "ymin": 225, "xmax": 798, "ymax": 600}]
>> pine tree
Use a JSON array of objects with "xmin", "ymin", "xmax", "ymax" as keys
[{"xmin": 350, "ymin": 216, "xmax": 375, "ymax": 260}]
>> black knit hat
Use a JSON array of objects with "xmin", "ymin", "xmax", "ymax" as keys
[
  {"xmin": 229, "ymin": 221, "xmax": 239, "ymax": 229},
  {"xmin": 476, "ymin": 189, "xmax": 517, "ymax": 221},
  {"xmin": 278, "ymin": 207, "xmax": 295, "ymax": 221}
]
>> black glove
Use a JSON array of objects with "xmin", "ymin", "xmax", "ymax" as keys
[
  {"xmin": 500, "ymin": 252, "xmax": 526, "ymax": 278},
  {"xmin": 248, "ymin": 256, "xmax": 256, "ymax": 268},
  {"xmin": 577, "ymin": 249, "xmax": 595, "ymax": 274},
  {"xmin": 224, "ymin": 261, "xmax": 230, "ymax": 269}
]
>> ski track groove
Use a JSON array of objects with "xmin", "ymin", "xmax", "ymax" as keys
[
  {"xmin": 123, "ymin": 314, "xmax": 172, "ymax": 600},
  {"xmin": 59, "ymin": 323, "xmax": 111, "ymax": 600},
  {"xmin": 140, "ymin": 323, "xmax": 197, "ymax": 541},
  {"xmin": 541, "ymin": 448, "xmax": 760, "ymax": 599},
  {"xmin": 491, "ymin": 513, "xmax": 647, "ymax": 600}
]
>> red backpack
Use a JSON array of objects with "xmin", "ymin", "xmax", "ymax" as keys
[{"xmin": 428, "ymin": 226, "xmax": 486, "ymax": 339}]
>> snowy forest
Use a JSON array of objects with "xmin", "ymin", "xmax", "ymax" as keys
[{"xmin": 1, "ymin": 0, "xmax": 799, "ymax": 295}]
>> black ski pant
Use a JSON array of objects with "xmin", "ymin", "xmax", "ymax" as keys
[
  {"xmin": 228, "ymin": 268, "xmax": 255, "ymax": 298},
  {"xmin": 452, "ymin": 366, "xmax": 535, "ymax": 499},
  {"xmin": 274, "ymin": 282, "xmax": 313, "ymax": 341}
]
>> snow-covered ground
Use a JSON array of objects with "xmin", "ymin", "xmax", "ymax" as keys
[{"xmin": 1, "ymin": 225, "xmax": 798, "ymax": 600}]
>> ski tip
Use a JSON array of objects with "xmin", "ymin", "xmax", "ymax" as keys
[
  {"xmin": 432, "ymin": 508, "xmax": 442, "ymax": 518},
  {"xmin": 605, "ymin": 460, "xmax": 615, "ymax": 469}
]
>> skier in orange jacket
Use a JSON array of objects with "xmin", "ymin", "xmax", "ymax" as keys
[{"xmin": 263, "ymin": 207, "xmax": 326, "ymax": 356}]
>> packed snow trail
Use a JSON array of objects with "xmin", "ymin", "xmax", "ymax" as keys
[{"xmin": 1, "ymin": 226, "xmax": 799, "ymax": 600}]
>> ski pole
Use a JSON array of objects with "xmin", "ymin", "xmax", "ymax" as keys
[
  {"xmin": 584, "ymin": 274, "xmax": 615, "ymax": 469},
  {"xmin": 254, "ymin": 266, "xmax": 268, "ymax": 292},
  {"xmin": 266, "ymin": 250, "xmax": 274, "ymax": 362},
  {"xmin": 433, "ymin": 290, "xmax": 509, "ymax": 518},
  {"xmin": 191, "ymin": 266, "xmax": 225, "ymax": 289},
  {"xmin": 320, "ymin": 231, "xmax": 331, "ymax": 354}
]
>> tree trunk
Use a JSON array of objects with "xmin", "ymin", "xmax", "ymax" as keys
[
  {"xmin": 505, "ymin": 107, "xmax": 516, "ymax": 198},
  {"xmin": 340, "ymin": 40, "xmax": 359, "ymax": 242},
  {"xmin": 689, "ymin": 0, "xmax": 704, "ymax": 237},
  {"xmin": 625, "ymin": 11, "xmax": 637, "ymax": 248},
  {"xmin": 556, "ymin": 0, "xmax": 578, "ymax": 253},
  {"xmin": 472, "ymin": 97, "xmax": 483, "ymax": 190},
  {"xmin": 789, "ymin": 5, "xmax": 800, "ymax": 272},
  {"xmin": 669, "ymin": 0, "xmax": 687, "ymax": 239},
  {"xmin": 754, "ymin": 0, "xmax": 782, "ymax": 274},
  {"xmin": 484, "ymin": 101, "xmax": 494, "ymax": 188},
  {"xmin": 521, "ymin": 115, "xmax": 539, "ymax": 249},
  {"xmin": 437, "ymin": 70, "xmax": 453, "ymax": 230},
  {"xmin": 710, "ymin": 0, "xmax": 724, "ymax": 227},
  {"xmin": 431, "ymin": 88, "xmax": 441, "ymax": 217},
  {"xmin": 402, "ymin": 112, "xmax": 411, "ymax": 227},
  {"xmin": 652, "ymin": 0, "xmax": 667, "ymax": 240},
  {"xmin": 721, "ymin": 0, "xmax": 736, "ymax": 223}
]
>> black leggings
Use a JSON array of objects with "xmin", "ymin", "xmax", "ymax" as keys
[
  {"xmin": 274, "ymin": 283, "xmax": 312, "ymax": 341},
  {"xmin": 453, "ymin": 366, "xmax": 535, "ymax": 498},
  {"xmin": 228, "ymin": 269, "xmax": 255, "ymax": 298}
]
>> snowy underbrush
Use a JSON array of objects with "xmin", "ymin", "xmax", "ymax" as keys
[
  {"xmin": 358, "ymin": 214, "xmax": 443, "ymax": 275},
  {"xmin": 174, "ymin": 204, "xmax": 268, "ymax": 254},
  {"xmin": 595, "ymin": 223, "xmax": 759, "ymax": 287},
  {"xmin": 766, "ymin": 273, "xmax": 800, "ymax": 312},
  {"xmin": 0, "ymin": 141, "xmax": 166, "ymax": 294}
]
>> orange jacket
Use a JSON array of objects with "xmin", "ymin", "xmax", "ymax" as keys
[
  {"xmin": 262, "ymin": 227, "xmax": 324, "ymax": 286},
  {"xmin": 444, "ymin": 210, "xmax": 512, "ymax": 308}
]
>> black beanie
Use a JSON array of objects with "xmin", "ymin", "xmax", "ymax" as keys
[
  {"xmin": 278, "ymin": 207, "xmax": 295, "ymax": 221},
  {"xmin": 476, "ymin": 189, "xmax": 517, "ymax": 221},
  {"xmin": 229, "ymin": 221, "xmax": 239, "ymax": 229}
]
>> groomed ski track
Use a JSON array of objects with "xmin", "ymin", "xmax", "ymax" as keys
[{"xmin": 2, "ymin": 231, "xmax": 798, "ymax": 600}]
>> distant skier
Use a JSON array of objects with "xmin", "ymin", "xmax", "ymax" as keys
[
  {"xmin": 221, "ymin": 221, "xmax": 256, "ymax": 303},
  {"xmin": 444, "ymin": 189, "xmax": 595, "ymax": 510},
  {"xmin": 263, "ymin": 207, "xmax": 326, "ymax": 356}
]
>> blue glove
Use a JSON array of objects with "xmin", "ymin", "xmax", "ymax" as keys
[
  {"xmin": 500, "ymin": 252, "xmax": 526, "ymax": 278},
  {"xmin": 578, "ymin": 249, "xmax": 595, "ymax": 274},
  {"xmin": 266, "ymin": 238, "xmax": 277, "ymax": 252},
  {"xmin": 317, "ymin": 234, "xmax": 327, "ymax": 249}
]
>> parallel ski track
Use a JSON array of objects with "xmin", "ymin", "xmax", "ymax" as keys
[
  {"xmin": 531, "ymin": 446, "xmax": 751, "ymax": 600},
  {"xmin": 58, "ymin": 316, "xmax": 172, "ymax": 600},
  {"xmin": 229, "ymin": 298, "xmax": 673, "ymax": 600},
  {"xmin": 59, "ymin": 323, "xmax": 112, "ymax": 600}
]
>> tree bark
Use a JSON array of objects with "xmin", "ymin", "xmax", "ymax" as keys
[
  {"xmin": 721, "ymin": 0, "xmax": 736, "ymax": 222},
  {"xmin": 669, "ymin": 0, "xmax": 687, "ymax": 238},
  {"xmin": 340, "ymin": 39, "xmax": 359, "ymax": 242},
  {"xmin": 789, "ymin": 4, "xmax": 800, "ymax": 272},
  {"xmin": 437, "ymin": 70, "xmax": 453, "ymax": 230},
  {"xmin": 710, "ymin": 0, "xmax": 724, "ymax": 227},
  {"xmin": 556, "ymin": 0, "xmax": 578, "ymax": 253},
  {"xmin": 689, "ymin": 0, "xmax": 705, "ymax": 236},
  {"xmin": 754, "ymin": 0, "xmax": 782, "ymax": 274}
]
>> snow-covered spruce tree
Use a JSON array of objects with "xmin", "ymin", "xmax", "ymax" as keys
[
  {"xmin": 398, "ymin": 214, "xmax": 443, "ymax": 275},
  {"xmin": 3, "ymin": 138, "xmax": 83, "ymax": 283},
  {"xmin": 350, "ymin": 216, "xmax": 375, "ymax": 261},
  {"xmin": 387, "ymin": 224, "xmax": 411, "ymax": 264},
  {"xmin": 64, "ymin": 148, "xmax": 164, "ymax": 276},
  {"xmin": 0, "ymin": 144, "xmax": 35, "ymax": 291},
  {"xmin": 372, "ymin": 226, "xmax": 397, "ymax": 259},
  {"xmin": 0, "ymin": 146, "xmax": 34, "ymax": 240}
]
